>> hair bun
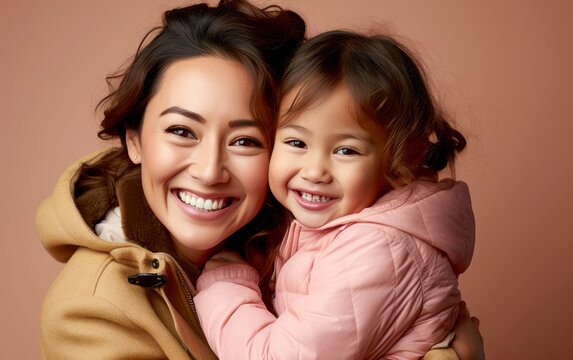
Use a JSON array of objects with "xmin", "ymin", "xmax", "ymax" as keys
[{"xmin": 425, "ymin": 141, "xmax": 448, "ymax": 170}]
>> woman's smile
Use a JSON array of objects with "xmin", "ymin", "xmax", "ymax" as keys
[{"xmin": 175, "ymin": 189, "xmax": 233, "ymax": 212}]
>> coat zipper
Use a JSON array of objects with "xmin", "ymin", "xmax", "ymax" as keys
[
  {"xmin": 173, "ymin": 265, "xmax": 200, "ymax": 325},
  {"xmin": 160, "ymin": 253, "xmax": 213, "ymax": 359}
]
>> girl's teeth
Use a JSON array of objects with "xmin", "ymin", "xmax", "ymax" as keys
[{"xmin": 301, "ymin": 192, "xmax": 331, "ymax": 202}]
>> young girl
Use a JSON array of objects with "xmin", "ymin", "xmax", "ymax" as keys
[{"xmin": 194, "ymin": 30, "xmax": 475, "ymax": 359}]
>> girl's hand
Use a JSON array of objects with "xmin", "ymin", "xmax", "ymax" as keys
[
  {"xmin": 203, "ymin": 250, "xmax": 247, "ymax": 272},
  {"xmin": 452, "ymin": 301, "xmax": 485, "ymax": 360}
]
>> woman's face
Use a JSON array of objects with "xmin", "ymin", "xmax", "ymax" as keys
[{"xmin": 126, "ymin": 56, "xmax": 269, "ymax": 266}]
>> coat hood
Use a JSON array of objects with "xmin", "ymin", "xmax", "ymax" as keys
[
  {"xmin": 312, "ymin": 179, "xmax": 475, "ymax": 275},
  {"xmin": 36, "ymin": 148, "xmax": 201, "ymax": 280},
  {"xmin": 37, "ymin": 150, "xmax": 126, "ymax": 262}
]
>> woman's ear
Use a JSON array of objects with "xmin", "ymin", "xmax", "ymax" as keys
[{"xmin": 125, "ymin": 128, "xmax": 142, "ymax": 165}]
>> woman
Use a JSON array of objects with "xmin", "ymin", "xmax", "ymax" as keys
[
  {"xmin": 37, "ymin": 0, "xmax": 483, "ymax": 359},
  {"xmin": 38, "ymin": 1, "xmax": 303, "ymax": 358}
]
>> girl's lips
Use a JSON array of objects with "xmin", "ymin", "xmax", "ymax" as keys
[
  {"xmin": 292, "ymin": 189, "xmax": 336, "ymax": 211},
  {"xmin": 298, "ymin": 190, "xmax": 332, "ymax": 203}
]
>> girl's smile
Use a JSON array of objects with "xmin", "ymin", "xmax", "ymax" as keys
[
  {"xmin": 269, "ymin": 84, "xmax": 387, "ymax": 228},
  {"xmin": 292, "ymin": 189, "xmax": 336, "ymax": 211}
]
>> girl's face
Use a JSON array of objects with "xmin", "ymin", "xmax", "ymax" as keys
[
  {"xmin": 126, "ymin": 57, "xmax": 269, "ymax": 265},
  {"xmin": 269, "ymin": 84, "xmax": 387, "ymax": 228}
]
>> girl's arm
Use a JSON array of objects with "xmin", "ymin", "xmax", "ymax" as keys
[
  {"xmin": 202, "ymin": 255, "xmax": 486, "ymax": 360},
  {"xmin": 194, "ymin": 229, "xmax": 428, "ymax": 359}
]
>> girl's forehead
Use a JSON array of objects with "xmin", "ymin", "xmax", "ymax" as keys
[{"xmin": 278, "ymin": 83, "xmax": 358, "ymax": 125}]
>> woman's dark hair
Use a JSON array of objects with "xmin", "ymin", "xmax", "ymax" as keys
[
  {"xmin": 100, "ymin": 0, "xmax": 305, "ymax": 146},
  {"xmin": 279, "ymin": 30, "xmax": 466, "ymax": 189},
  {"xmin": 74, "ymin": 0, "xmax": 305, "ymax": 304}
]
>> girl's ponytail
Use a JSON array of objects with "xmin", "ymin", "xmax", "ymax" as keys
[{"xmin": 425, "ymin": 118, "xmax": 466, "ymax": 171}]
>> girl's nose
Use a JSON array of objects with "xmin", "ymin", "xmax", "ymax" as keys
[
  {"xmin": 300, "ymin": 152, "xmax": 332, "ymax": 184},
  {"xmin": 187, "ymin": 141, "xmax": 230, "ymax": 185}
]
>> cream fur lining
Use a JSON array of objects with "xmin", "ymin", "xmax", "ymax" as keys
[
  {"xmin": 95, "ymin": 206, "xmax": 128, "ymax": 243},
  {"xmin": 431, "ymin": 332, "xmax": 455, "ymax": 349}
]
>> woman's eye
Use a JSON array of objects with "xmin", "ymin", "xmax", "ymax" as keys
[
  {"xmin": 167, "ymin": 126, "xmax": 196, "ymax": 139},
  {"xmin": 286, "ymin": 139, "xmax": 306, "ymax": 148},
  {"xmin": 335, "ymin": 147, "xmax": 359, "ymax": 156},
  {"xmin": 231, "ymin": 137, "xmax": 263, "ymax": 147}
]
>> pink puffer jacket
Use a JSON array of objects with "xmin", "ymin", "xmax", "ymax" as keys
[{"xmin": 194, "ymin": 179, "xmax": 475, "ymax": 359}]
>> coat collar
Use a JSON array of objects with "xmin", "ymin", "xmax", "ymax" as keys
[{"xmin": 74, "ymin": 165, "xmax": 201, "ymax": 283}]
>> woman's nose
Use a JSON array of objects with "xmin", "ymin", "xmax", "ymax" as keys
[
  {"xmin": 187, "ymin": 141, "xmax": 230, "ymax": 185},
  {"xmin": 300, "ymin": 152, "xmax": 332, "ymax": 184}
]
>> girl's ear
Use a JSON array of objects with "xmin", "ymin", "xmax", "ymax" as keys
[{"xmin": 125, "ymin": 128, "xmax": 142, "ymax": 165}]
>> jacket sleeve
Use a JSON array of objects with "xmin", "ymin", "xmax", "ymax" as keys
[
  {"xmin": 41, "ymin": 295, "xmax": 174, "ymax": 360},
  {"xmin": 194, "ymin": 225, "xmax": 425, "ymax": 360}
]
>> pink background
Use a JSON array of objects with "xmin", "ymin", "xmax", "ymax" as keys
[{"xmin": 2, "ymin": 0, "xmax": 572, "ymax": 358}]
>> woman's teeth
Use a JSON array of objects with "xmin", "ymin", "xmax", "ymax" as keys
[
  {"xmin": 177, "ymin": 190, "xmax": 228, "ymax": 211},
  {"xmin": 300, "ymin": 191, "xmax": 332, "ymax": 202}
]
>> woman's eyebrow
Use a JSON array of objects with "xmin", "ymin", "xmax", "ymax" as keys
[
  {"xmin": 160, "ymin": 106, "xmax": 255, "ymax": 128},
  {"xmin": 160, "ymin": 106, "xmax": 205, "ymax": 123},
  {"xmin": 229, "ymin": 119, "xmax": 257, "ymax": 128}
]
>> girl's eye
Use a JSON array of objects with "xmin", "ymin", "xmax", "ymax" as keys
[
  {"xmin": 231, "ymin": 137, "xmax": 263, "ymax": 147},
  {"xmin": 335, "ymin": 147, "xmax": 359, "ymax": 156},
  {"xmin": 286, "ymin": 139, "xmax": 306, "ymax": 148},
  {"xmin": 166, "ymin": 126, "xmax": 196, "ymax": 139}
]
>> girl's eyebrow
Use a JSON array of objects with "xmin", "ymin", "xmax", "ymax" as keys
[
  {"xmin": 278, "ymin": 123, "xmax": 309, "ymax": 133},
  {"xmin": 160, "ymin": 106, "xmax": 256, "ymax": 128},
  {"xmin": 333, "ymin": 133, "xmax": 373, "ymax": 143},
  {"xmin": 280, "ymin": 123, "xmax": 373, "ymax": 143}
]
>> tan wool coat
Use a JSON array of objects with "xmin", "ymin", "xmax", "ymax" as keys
[{"xmin": 38, "ymin": 150, "xmax": 217, "ymax": 359}]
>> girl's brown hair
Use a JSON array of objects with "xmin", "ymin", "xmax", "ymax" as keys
[
  {"xmin": 279, "ymin": 30, "xmax": 465, "ymax": 189},
  {"xmin": 75, "ymin": 0, "xmax": 305, "ymax": 302}
]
